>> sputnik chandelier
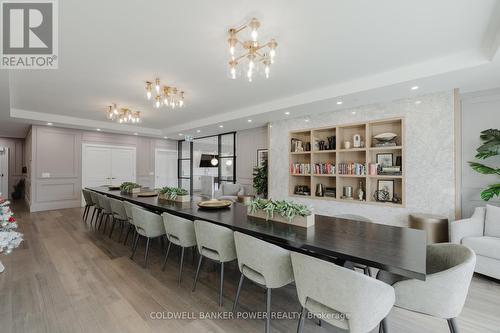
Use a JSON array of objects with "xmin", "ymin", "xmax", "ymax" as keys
[
  {"xmin": 145, "ymin": 78, "xmax": 185, "ymax": 109},
  {"xmin": 106, "ymin": 104, "xmax": 141, "ymax": 124},
  {"xmin": 227, "ymin": 18, "xmax": 277, "ymax": 82}
]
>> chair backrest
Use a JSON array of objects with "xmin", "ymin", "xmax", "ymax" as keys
[
  {"xmin": 335, "ymin": 214, "xmax": 372, "ymax": 223},
  {"xmin": 161, "ymin": 212, "xmax": 196, "ymax": 247},
  {"xmin": 291, "ymin": 251, "xmax": 395, "ymax": 333},
  {"xmin": 82, "ymin": 189, "xmax": 93, "ymax": 205},
  {"xmin": 233, "ymin": 231, "xmax": 294, "ymax": 288},
  {"xmin": 131, "ymin": 205, "xmax": 165, "ymax": 238},
  {"xmin": 193, "ymin": 220, "xmax": 236, "ymax": 262},
  {"xmin": 222, "ymin": 183, "xmax": 243, "ymax": 196},
  {"xmin": 123, "ymin": 201, "xmax": 137, "ymax": 224},
  {"xmin": 90, "ymin": 192, "xmax": 101, "ymax": 209},
  {"xmin": 98, "ymin": 194, "xmax": 112, "ymax": 213},
  {"xmin": 109, "ymin": 197, "xmax": 127, "ymax": 220},
  {"xmin": 393, "ymin": 243, "xmax": 476, "ymax": 319}
]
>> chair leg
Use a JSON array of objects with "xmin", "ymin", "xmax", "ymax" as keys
[
  {"xmin": 219, "ymin": 262, "xmax": 225, "ymax": 307},
  {"xmin": 447, "ymin": 318, "xmax": 459, "ymax": 333},
  {"xmin": 192, "ymin": 254, "xmax": 204, "ymax": 292},
  {"xmin": 178, "ymin": 247, "xmax": 185, "ymax": 284},
  {"xmin": 232, "ymin": 273, "xmax": 245, "ymax": 313},
  {"xmin": 124, "ymin": 225, "xmax": 132, "ymax": 245},
  {"xmin": 162, "ymin": 241, "xmax": 172, "ymax": 271},
  {"xmin": 102, "ymin": 215, "xmax": 110, "ymax": 234},
  {"xmin": 94, "ymin": 210, "xmax": 101, "ymax": 229},
  {"xmin": 364, "ymin": 266, "xmax": 371, "ymax": 277},
  {"xmin": 265, "ymin": 288, "xmax": 272, "ymax": 333},
  {"xmin": 117, "ymin": 220, "xmax": 124, "ymax": 242},
  {"xmin": 108, "ymin": 216, "xmax": 116, "ymax": 238},
  {"xmin": 130, "ymin": 233, "xmax": 140, "ymax": 260},
  {"xmin": 144, "ymin": 237, "xmax": 151, "ymax": 268},
  {"xmin": 83, "ymin": 206, "xmax": 88, "ymax": 221},
  {"xmin": 297, "ymin": 306, "xmax": 307, "ymax": 333},
  {"xmin": 89, "ymin": 208, "xmax": 96, "ymax": 227},
  {"xmin": 98, "ymin": 213, "xmax": 104, "ymax": 231},
  {"xmin": 379, "ymin": 317, "xmax": 389, "ymax": 333}
]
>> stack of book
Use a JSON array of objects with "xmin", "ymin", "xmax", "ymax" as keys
[
  {"xmin": 313, "ymin": 162, "xmax": 335, "ymax": 175},
  {"xmin": 290, "ymin": 163, "xmax": 311, "ymax": 175},
  {"xmin": 337, "ymin": 162, "xmax": 366, "ymax": 175}
]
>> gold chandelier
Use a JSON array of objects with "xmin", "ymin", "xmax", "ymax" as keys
[
  {"xmin": 107, "ymin": 104, "xmax": 141, "ymax": 124},
  {"xmin": 228, "ymin": 18, "xmax": 277, "ymax": 81},
  {"xmin": 145, "ymin": 78, "xmax": 185, "ymax": 109}
]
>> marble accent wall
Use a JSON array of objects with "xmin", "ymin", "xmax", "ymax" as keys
[{"xmin": 269, "ymin": 91, "xmax": 455, "ymax": 226}]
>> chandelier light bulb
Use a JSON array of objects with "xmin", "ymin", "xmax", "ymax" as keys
[
  {"xmin": 145, "ymin": 82, "xmax": 152, "ymax": 100},
  {"xmin": 155, "ymin": 78, "xmax": 161, "ymax": 94},
  {"xmin": 113, "ymin": 103, "xmax": 118, "ymax": 115},
  {"xmin": 265, "ymin": 65, "xmax": 270, "ymax": 78},
  {"xmin": 249, "ymin": 18, "xmax": 260, "ymax": 42},
  {"xmin": 155, "ymin": 96, "xmax": 161, "ymax": 108}
]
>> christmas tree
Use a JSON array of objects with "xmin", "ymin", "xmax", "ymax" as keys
[{"xmin": 0, "ymin": 193, "xmax": 23, "ymax": 273}]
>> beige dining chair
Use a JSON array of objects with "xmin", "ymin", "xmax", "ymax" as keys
[
  {"xmin": 233, "ymin": 232, "xmax": 294, "ymax": 333},
  {"xmin": 81, "ymin": 189, "xmax": 94, "ymax": 223},
  {"xmin": 192, "ymin": 220, "xmax": 237, "ymax": 306},
  {"xmin": 89, "ymin": 191, "xmax": 102, "ymax": 229},
  {"xmin": 130, "ymin": 205, "xmax": 166, "ymax": 268},
  {"xmin": 108, "ymin": 197, "xmax": 128, "ymax": 241}
]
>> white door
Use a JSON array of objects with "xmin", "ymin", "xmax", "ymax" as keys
[
  {"xmin": 83, "ymin": 146, "xmax": 112, "ymax": 187},
  {"xmin": 0, "ymin": 147, "xmax": 8, "ymax": 198},
  {"xmin": 155, "ymin": 149, "xmax": 177, "ymax": 188},
  {"xmin": 111, "ymin": 148, "xmax": 136, "ymax": 186}
]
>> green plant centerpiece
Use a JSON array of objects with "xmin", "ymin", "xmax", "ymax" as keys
[
  {"xmin": 158, "ymin": 186, "xmax": 190, "ymax": 202},
  {"xmin": 120, "ymin": 182, "xmax": 141, "ymax": 194},
  {"xmin": 247, "ymin": 198, "xmax": 314, "ymax": 227},
  {"xmin": 468, "ymin": 129, "xmax": 500, "ymax": 201},
  {"xmin": 253, "ymin": 159, "xmax": 268, "ymax": 198}
]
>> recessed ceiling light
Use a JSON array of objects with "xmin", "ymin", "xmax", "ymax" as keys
[
  {"xmin": 337, "ymin": 101, "xmax": 343, "ymax": 105},
  {"xmin": 196, "ymin": 129, "xmax": 201, "ymax": 133},
  {"xmin": 269, "ymin": 125, "xmax": 273, "ymax": 128},
  {"xmin": 247, "ymin": 119, "xmax": 252, "ymax": 123},
  {"xmin": 134, "ymin": 132, "xmax": 138, "ymax": 136},
  {"xmin": 219, "ymin": 125, "xmax": 224, "ymax": 128},
  {"xmin": 411, "ymin": 86, "xmax": 419, "ymax": 90},
  {"xmin": 305, "ymin": 118, "xmax": 310, "ymax": 123},
  {"xmin": 96, "ymin": 128, "xmax": 101, "ymax": 131},
  {"xmin": 351, "ymin": 111, "xmax": 356, "ymax": 115},
  {"xmin": 47, "ymin": 122, "xmax": 53, "ymax": 126},
  {"xmin": 415, "ymin": 100, "xmax": 422, "ymax": 105},
  {"xmin": 284, "ymin": 111, "xmax": 290, "ymax": 115},
  {"xmin": 163, "ymin": 136, "xmax": 168, "ymax": 139},
  {"xmin": 178, "ymin": 133, "xmax": 183, "ymax": 136}
]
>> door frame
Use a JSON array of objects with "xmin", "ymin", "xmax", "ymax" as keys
[
  {"xmin": 154, "ymin": 148, "xmax": 177, "ymax": 188},
  {"xmin": 0, "ymin": 147, "xmax": 9, "ymax": 198}
]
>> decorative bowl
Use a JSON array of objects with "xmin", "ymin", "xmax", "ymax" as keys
[
  {"xmin": 197, "ymin": 199, "xmax": 232, "ymax": 210},
  {"xmin": 373, "ymin": 132, "xmax": 397, "ymax": 142}
]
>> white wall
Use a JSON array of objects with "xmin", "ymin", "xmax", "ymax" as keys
[
  {"xmin": 236, "ymin": 127, "xmax": 268, "ymax": 195},
  {"xmin": 269, "ymin": 91, "xmax": 456, "ymax": 226},
  {"xmin": 0, "ymin": 137, "xmax": 24, "ymax": 198},
  {"xmin": 28, "ymin": 126, "xmax": 177, "ymax": 212},
  {"xmin": 461, "ymin": 88, "xmax": 500, "ymax": 217}
]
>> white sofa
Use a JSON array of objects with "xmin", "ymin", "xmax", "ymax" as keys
[
  {"xmin": 214, "ymin": 183, "xmax": 244, "ymax": 202},
  {"xmin": 450, "ymin": 205, "xmax": 500, "ymax": 280}
]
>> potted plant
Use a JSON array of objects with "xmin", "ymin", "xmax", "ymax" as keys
[
  {"xmin": 468, "ymin": 129, "xmax": 499, "ymax": 201},
  {"xmin": 158, "ymin": 186, "xmax": 190, "ymax": 202},
  {"xmin": 253, "ymin": 159, "xmax": 268, "ymax": 198},
  {"xmin": 247, "ymin": 198, "xmax": 314, "ymax": 227},
  {"xmin": 120, "ymin": 182, "xmax": 141, "ymax": 194}
]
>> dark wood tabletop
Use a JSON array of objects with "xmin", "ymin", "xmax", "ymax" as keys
[{"xmin": 88, "ymin": 187, "xmax": 427, "ymax": 280}]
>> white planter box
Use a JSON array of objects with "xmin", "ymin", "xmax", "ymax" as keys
[
  {"xmin": 159, "ymin": 194, "xmax": 190, "ymax": 202},
  {"xmin": 247, "ymin": 210, "xmax": 315, "ymax": 228}
]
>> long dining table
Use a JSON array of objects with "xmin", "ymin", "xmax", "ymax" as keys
[{"xmin": 88, "ymin": 187, "xmax": 427, "ymax": 280}]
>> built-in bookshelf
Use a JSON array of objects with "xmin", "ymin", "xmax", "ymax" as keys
[{"xmin": 288, "ymin": 118, "xmax": 405, "ymax": 207}]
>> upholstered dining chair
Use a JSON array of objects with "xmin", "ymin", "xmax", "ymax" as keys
[
  {"xmin": 122, "ymin": 201, "xmax": 141, "ymax": 246},
  {"xmin": 130, "ymin": 206, "xmax": 166, "ymax": 268},
  {"xmin": 377, "ymin": 243, "xmax": 476, "ymax": 333},
  {"xmin": 97, "ymin": 194, "xmax": 113, "ymax": 233},
  {"xmin": 335, "ymin": 214, "xmax": 374, "ymax": 276},
  {"xmin": 233, "ymin": 232, "xmax": 294, "ymax": 333},
  {"xmin": 161, "ymin": 212, "xmax": 197, "ymax": 283},
  {"xmin": 192, "ymin": 220, "xmax": 237, "ymax": 306},
  {"xmin": 291, "ymin": 251, "xmax": 395, "ymax": 333},
  {"xmin": 108, "ymin": 197, "xmax": 128, "ymax": 241},
  {"xmin": 81, "ymin": 189, "xmax": 94, "ymax": 223},
  {"xmin": 89, "ymin": 191, "xmax": 102, "ymax": 229}
]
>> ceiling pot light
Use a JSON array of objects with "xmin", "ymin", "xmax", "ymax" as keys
[
  {"xmin": 415, "ymin": 100, "xmax": 422, "ymax": 105},
  {"xmin": 47, "ymin": 122, "xmax": 53, "ymax": 126},
  {"xmin": 134, "ymin": 133, "xmax": 138, "ymax": 136},
  {"xmin": 337, "ymin": 99, "xmax": 343, "ymax": 105},
  {"xmin": 411, "ymin": 86, "xmax": 419, "ymax": 90},
  {"xmin": 178, "ymin": 133, "xmax": 183, "ymax": 136},
  {"xmin": 196, "ymin": 129, "xmax": 201, "ymax": 133},
  {"xmin": 247, "ymin": 119, "xmax": 252, "ymax": 123},
  {"xmin": 96, "ymin": 128, "xmax": 101, "ymax": 131},
  {"xmin": 284, "ymin": 111, "xmax": 290, "ymax": 115},
  {"xmin": 163, "ymin": 136, "xmax": 168, "ymax": 139},
  {"xmin": 219, "ymin": 125, "xmax": 224, "ymax": 128}
]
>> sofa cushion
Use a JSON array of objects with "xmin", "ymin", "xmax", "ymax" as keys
[
  {"xmin": 462, "ymin": 236, "xmax": 500, "ymax": 260},
  {"xmin": 485, "ymin": 204, "xmax": 500, "ymax": 237},
  {"xmin": 222, "ymin": 183, "xmax": 242, "ymax": 196}
]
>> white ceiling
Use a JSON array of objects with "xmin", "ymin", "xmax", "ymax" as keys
[{"xmin": 2, "ymin": 0, "xmax": 500, "ymax": 138}]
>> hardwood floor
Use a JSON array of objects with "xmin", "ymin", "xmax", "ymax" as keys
[{"xmin": 1, "ymin": 202, "xmax": 499, "ymax": 333}]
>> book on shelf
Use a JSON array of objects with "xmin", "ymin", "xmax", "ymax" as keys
[
  {"xmin": 313, "ymin": 162, "xmax": 335, "ymax": 175},
  {"xmin": 337, "ymin": 162, "xmax": 366, "ymax": 176},
  {"xmin": 290, "ymin": 162, "xmax": 311, "ymax": 175}
]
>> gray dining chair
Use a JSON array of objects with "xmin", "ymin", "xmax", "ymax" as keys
[
  {"xmin": 130, "ymin": 206, "xmax": 166, "ymax": 268},
  {"xmin": 97, "ymin": 194, "xmax": 113, "ymax": 234},
  {"xmin": 122, "ymin": 201, "xmax": 141, "ymax": 246},
  {"xmin": 335, "ymin": 214, "xmax": 373, "ymax": 276},
  {"xmin": 192, "ymin": 220, "xmax": 237, "ymax": 306},
  {"xmin": 377, "ymin": 243, "xmax": 476, "ymax": 333},
  {"xmin": 233, "ymin": 232, "xmax": 294, "ymax": 333},
  {"xmin": 291, "ymin": 251, "xmax": 395, "ymax": 333},
  {"xmin": 108, "ymin": 197, "xmax": 128, "ymax": 241},
  {"xmin": 81, "ymin": 189, "xmax": 94, "ymax": 223},
  {"xmin": 89, "ymin": 191, "xmax": 102, "ymax": 229},
  {"xmin": 161, "ymin": 212, "xmax": 197, "ymax": 283}
]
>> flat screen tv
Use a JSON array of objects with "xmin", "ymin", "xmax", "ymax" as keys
[{"xmin": 199, "ymin": 154, "xmax": 218, "ymax": 167}]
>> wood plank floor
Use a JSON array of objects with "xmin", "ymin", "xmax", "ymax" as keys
[{"xmin": 1, "ymin": 202, "xmax": 499, "ymax": 333}]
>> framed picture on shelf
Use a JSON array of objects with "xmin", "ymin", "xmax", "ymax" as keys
[
  {"xmin": 377, "ymin": 180, "xmax": 394, "ymax": 202},
  {"xmin": 257, "ymin": 149, "xmax": 268, "ymax": 167},
  {"xmin": 376, "ymin": 153, "xmax": 393, "ymax": 167}
]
